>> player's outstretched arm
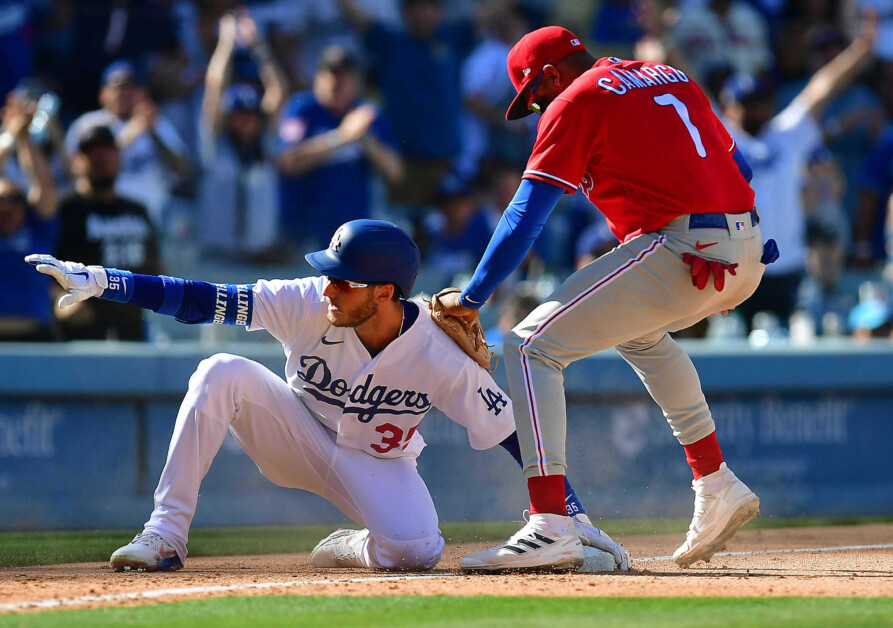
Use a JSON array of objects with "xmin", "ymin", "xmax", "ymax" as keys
[{"xmin": 26, "ymin": 254, "xmax": 253, "ymax": 326}]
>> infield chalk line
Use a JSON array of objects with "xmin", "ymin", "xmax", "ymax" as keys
[
  {"xmin": 632, "ymin": 543, "xmax": 893, "ymax": 564},
  {"xmin": 3, "ymin": 543, "xmax": 893, "ymax": 613}
]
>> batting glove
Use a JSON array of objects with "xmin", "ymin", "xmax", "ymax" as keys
[
  {"xmin": 25, "ymin": 254, "xmax": 109, "ymax": 309},
  {"xmin": 682, "ymin": 253, "xmax": 738, "ymax": 292}
]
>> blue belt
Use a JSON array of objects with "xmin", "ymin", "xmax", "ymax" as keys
[{"xmin": 689, "ymin": 208, "xmax": 759, "ymax": 230}]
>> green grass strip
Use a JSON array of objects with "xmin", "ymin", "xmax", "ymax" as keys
[
  {"xmin": 2, "ymin": 596, "xmax": 892, "ymax": 628},
  {"xmin": 3, "ymin": 516, "xmax": 891, "ymax": 568}
]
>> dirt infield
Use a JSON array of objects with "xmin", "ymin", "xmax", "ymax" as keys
[{"xmin": 2, "ymin": 523, "xmax": 892, "ymax": 613}]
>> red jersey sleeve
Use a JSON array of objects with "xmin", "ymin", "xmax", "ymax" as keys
[{"xmin": 523, "ymin": 98, "xmax": 595, "ymax": 193}]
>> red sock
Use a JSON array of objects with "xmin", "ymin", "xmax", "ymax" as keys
[
  {"xmin": 528, "ymin": 475, "xmax": 567, "ymax": 515},
  {"xmin": 683, "ymin": 432, "xmax": 724, "ymax": 480}
]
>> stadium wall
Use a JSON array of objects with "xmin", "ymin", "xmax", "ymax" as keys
[{"xmin": 1, "ymin": 341, "xmax": 891, "ymax": 530}]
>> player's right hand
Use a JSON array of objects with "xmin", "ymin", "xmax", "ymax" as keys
[
  {"xmin": 682, "ymin": 252, "xmax": 737, "ymax": 292},
  {"xmin": 25, "ymin": 254, "xmax": 109, "ymax": 309}
]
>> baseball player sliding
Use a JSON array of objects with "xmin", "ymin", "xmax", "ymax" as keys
[
  {"xmin": 26, "ymin": 220, "xmax": 629, "ymax": 573},
  {"xmin": 438, "ymin": 27, "xmax": 779, "ymax": 571}
]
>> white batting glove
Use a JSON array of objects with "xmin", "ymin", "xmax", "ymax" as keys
[
  {"xmin": 574, "ymin": 514, "xmax": 631, "ymax": 571},
  {"xmin": 25, "ymin": 254, "xmax": 109, "ymax": 309}
]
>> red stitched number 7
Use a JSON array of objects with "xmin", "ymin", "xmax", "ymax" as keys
[{"xmin": 370, "ymin": 422, "xmax": 419, "ymax": 454}]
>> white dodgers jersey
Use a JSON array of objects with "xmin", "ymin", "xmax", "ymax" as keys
[{"xmin": 248, "ymin": 277, "xmax": 515, "ymax": 459}]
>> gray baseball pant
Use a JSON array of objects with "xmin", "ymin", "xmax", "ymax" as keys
[{"xmin": 503, "ymin": 212, "xmax": 765, "ymax": 477}]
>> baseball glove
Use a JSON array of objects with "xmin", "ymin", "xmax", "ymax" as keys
[{"xmin": 428, "ymin": 287, "xmax": 496, "ymax": 372}]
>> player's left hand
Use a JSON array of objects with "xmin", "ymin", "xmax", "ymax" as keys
[
  {"xmin": 25, "ymin": 254, "xmax": 109, "ymax": 309},
  {"xmin": 435, "ymin": 288, "xmax": 478, "ymax": 322},
  {"xmin": 682, "ymin": 253, "xmax": 737, "ymax": 292}
]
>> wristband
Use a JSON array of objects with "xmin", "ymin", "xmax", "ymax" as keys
[
  {"xmin": 101, "ymin": 268, "xmax": 134, "ymax": 302},
  {"xmin": 459, "ymin": 293, "xmax": 482, "ymax": 309}
]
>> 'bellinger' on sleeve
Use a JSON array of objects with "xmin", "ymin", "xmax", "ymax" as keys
[
  {"xmin": 100, "ymin": 270, "xmax": 253, "ymax": 326},
  {"xmin": 459, "ymin": 178, "xmax": 565, "ymax": 309}
]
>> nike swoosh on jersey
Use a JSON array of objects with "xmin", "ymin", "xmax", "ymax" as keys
[
  {"xmin": 320, "ymin": 336, "xmax": 344, "ymax": 345},
  {"xmin": 695, "ymin": 241, "xmax": 718, "ymax": 250}
]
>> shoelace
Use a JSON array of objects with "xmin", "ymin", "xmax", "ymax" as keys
[
  {"xmin": 499, "ymin": 511, "xmax": 532, "ymax": 547},
  {"xmin": 331, "ymin": 533, "xmax": 358, "ymax": 561},
  {"xmin": 501, "ymin": 511, "xmax": 561, "ymax": 548},
  {"xmin": 131, "ymin": 531, "xmax": 164, "ymax": 551}
]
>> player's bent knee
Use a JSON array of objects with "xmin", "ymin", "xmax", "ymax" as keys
[
  {"xmin": 368, "ymin": 533, "xmax": 444, "ymax": 571},
  {"xmin": 192, "ymin": 353, "xmax": 257, "ymax": 388}
]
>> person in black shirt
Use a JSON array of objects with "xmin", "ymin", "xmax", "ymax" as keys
[{"xmin": 54, "ymin": 123, "xmax": 162, "ymax": 340}]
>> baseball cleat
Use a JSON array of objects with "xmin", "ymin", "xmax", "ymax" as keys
[
  {"xmin": 673, "ymin": 462, "xmax": 760, "ymax": 568},
  {"xmin": 573, "ymin": 513, "xmax": 631, "ymax": 571},
  {"xmin": 310, "ymin": 528, "xmax": 369, "ymax": 568},
  {"xmin": 460, "ymin": 513, "xmax": 583, "ymax": 573},
  {"xmin": 110, "ymin": 531, "xmax": 183, "ymax": 572}
]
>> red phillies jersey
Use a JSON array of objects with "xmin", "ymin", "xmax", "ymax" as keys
[{"xmin": 523, "ymin": 57, "xmax": 755, "ymax": 242}]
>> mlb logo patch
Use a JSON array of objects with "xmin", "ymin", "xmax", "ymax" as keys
[
  {"xmin": 735, "ymin": 221, "xmax": 746, "ymax": 230},
  {"xmin": 570, "ymin": 38, "xmax": 581, "ymax": 46}
]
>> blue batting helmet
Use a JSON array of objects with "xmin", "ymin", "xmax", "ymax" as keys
[{"xmin": 305, "ymin": 220, "xmax": 421, "ymax": 297}]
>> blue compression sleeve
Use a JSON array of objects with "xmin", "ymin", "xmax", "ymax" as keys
[
  {"xmin": 732, "ymin": 147, "xmax": 753, "ymax": 182},
  {"xmin": 460, "ymin": 178, "xmax": 565, "ymax": 308},
  {"xmin": 498, "ymin": 432, "xmax": 586, "ymax": 517},
  {"xmin": 498, "ymin": 431, "xmax": 524, "ymax": 466},
  {"xmin": 100, "ymin": 270, "xmax": 253, "ymax": 325}
]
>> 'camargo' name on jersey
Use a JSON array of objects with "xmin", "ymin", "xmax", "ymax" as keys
[{"xmin": 597, "ymin": 61, "xmax": 690, "ymax": 96}]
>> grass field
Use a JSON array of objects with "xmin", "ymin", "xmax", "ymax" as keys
[
  {"xmin": 2, "ymin": 595, "xmax": 893, "ymax": 628},
  {"xmin": 3, "ymin": 515, "xmax": 892, "ymax": 568}
]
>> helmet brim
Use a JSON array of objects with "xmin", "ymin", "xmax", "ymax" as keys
[{"xmin": 304, "ymin": 249, "xmax": 363, "ymax": 281}]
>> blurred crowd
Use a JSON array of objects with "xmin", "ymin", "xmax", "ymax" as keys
[{"xmin": 2, "ymin": 0, "xmax": 893, "ymax": 344}]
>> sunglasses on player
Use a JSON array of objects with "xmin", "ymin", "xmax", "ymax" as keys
[
  {"xmin": 526, "ymin": 61, "xmax": 551, "ymax": 115},
  {"xmin": 325, "ymin": 276, "xmax": 372, "ymax": 291}
]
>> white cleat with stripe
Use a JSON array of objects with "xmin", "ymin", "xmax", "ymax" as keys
[{"xmin": 460, "ymin": 513, "xmax": 584, "ymax": 572}]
